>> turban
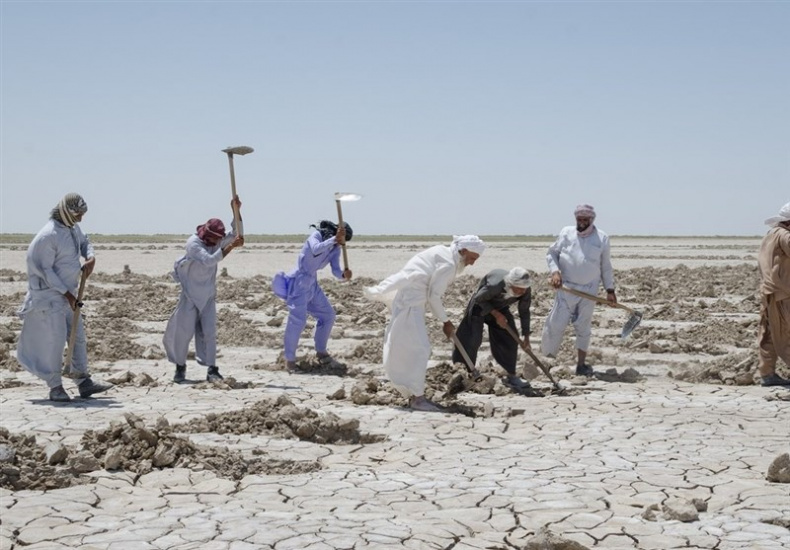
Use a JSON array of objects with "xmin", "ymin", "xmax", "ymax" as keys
[
  {"xmin": 574, "ymin": 204, "xmax": 596, "ymax": 219},
  {"xmin": 504, "ymin": 267, "xmax": 531, "ymax": 289},
  {"xmin": 197, "ymin": 218, "xmax": 226, "ymax": 243},
  {"xmin": 452, "ymin": 235, "xmax": 486, "ymax": 255},
  {"xmin": 50, "ymin": 192, "xmax": 88, "ymax": 228},
  {"xmin": 765, "ymin": 202, "xmax": 790, "ymax": 226}
]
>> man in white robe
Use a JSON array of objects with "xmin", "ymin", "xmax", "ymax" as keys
[
  {"xmin": 541, "ymin": 204, "xmax": 616, "ymax": 376},
  {"xmin": 163, "ymin": 197, "xmax": 244, "ymax": 383},
  {"xmin": 16, "ymin": 193, "xmax": 113, "ymax": 402},
  {"xmin": 365, "ymin": 235, "xmax": 486, "ymax": 412}
]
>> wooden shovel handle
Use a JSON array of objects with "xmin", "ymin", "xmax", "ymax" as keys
[
  {"xmin": 335, "ymin": 200, "xmax": 349, "ymax": 271},
  {"xmin": 559, "ymin": 286, "xmax": 637, "ymax": 314},
  {"xmin": 64, "ymin": 267, "xmax": 88, "ymax": 371},
  {"xmin": 226, "ymin": 153, "xmax": 243, "ymax": 238},
  {"xmin": 502, "ymin": 324, "xmax": 560, "ymax": 388}
]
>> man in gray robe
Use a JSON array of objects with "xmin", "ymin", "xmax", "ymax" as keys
[
  {"xmin": 16, "ymin": 193, "xmax": 113, "ymax": 402},
  {"xmin": 163, "ymin": 197, "xmax": 244, "ymax": 383}
]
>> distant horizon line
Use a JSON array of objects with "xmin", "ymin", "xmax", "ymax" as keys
[{"xmin": 0, "ymin": 232, "xmax": 764, "ymax": 245}]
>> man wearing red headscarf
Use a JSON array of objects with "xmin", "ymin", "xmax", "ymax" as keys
[{"xmin": 163, "ymin": 196, "xmax": 244, "ymax": 383}]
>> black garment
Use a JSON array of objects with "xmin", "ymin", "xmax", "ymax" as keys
[
  {"xmin": 452, "ymin": 269, "xmax": 532, "ymax": 375},
  {"xmin": 311, "ymin": 220, "xmax": 353, "ymax": 242}
]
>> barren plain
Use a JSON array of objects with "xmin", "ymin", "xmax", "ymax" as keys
[{"xmin": 0, "ymin": 236, "xmax": 788, "ymax": 550}]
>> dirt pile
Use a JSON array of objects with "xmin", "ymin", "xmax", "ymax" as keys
[
  {"xmin": 0, "ymin": 427, "xmax": 87, "ymax": 490},
  {"xmin": 176, "ymin": 394, "xmax": 385, "ymax": 444},
  {"xmin": 81, "ymin": 413, "xmax": 322, "ymax": 480}
]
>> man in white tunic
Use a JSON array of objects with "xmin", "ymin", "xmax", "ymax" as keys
[
  {"xmin": 163, "ymin": 197, "xmax": 244, "ymax": 383},
  {"xmin": 16, "ymin": 193, "xmax": 113, "ymax": 402},
  {"xmin": 365, "ymin": 235, "xmax": 486, "ymax": 412},
  {"xmin": 541, "ymin": 204, "xmax": 616, "ymax": 376}
]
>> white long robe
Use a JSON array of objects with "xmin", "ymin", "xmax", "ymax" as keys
[
  {"xmin": 16, "ymin": 220, "xmax": 94, "ymax": 388},
  {"xmin": 365, "ymin": 245, "xmax": 461, "ymax": 397},
  {"xmin": 163, "ymin": 226, "xmax": 235, "ymax": 366},
  {"xmin": 541, "ymin": 225, "xmax": 614, "ymax": 356}
]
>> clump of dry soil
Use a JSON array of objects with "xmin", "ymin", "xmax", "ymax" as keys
[{"xmin": 175, "ymin": 394, "xmax": 385, "ymax": 444}]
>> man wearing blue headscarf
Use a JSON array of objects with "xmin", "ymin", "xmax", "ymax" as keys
[{"xmin": 16, "ymin": 193, "xmax": 113, "ymax": 402}]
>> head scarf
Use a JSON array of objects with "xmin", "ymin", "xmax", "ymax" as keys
[
  {"xmin": 50, "ymin": 193, "xmax": 88, "ymax": 228},
  {"xmin": 574, "ymin": 204, "xmax": 596, "ymax": 220},
  {"xmin": 574, "ymin": 204, "xmax": 596, "ymax": 237},
  {"xmin": 311, "ymin": 220, "xmax": 353, "ymax": 242},
  {"xmin": 196, "ymin": 218, "xmax": 226, "ymax": 243},
  {"xmin": 765, "ymin": 202, "xmax": 790, "ymax": 226},
  {"xmin": 451, "ymin": 235, "xmax": 486, "ymax": 256},
  {"xmin": 504, "ymin": 267, "xmax": 531, "ymax": 289}
]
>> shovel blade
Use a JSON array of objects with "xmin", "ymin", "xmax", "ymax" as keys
[
  {"xmin": 621, "ymin": 311, "xmax": 643, "ymax": 339},
  {"xmin": 223, "ymin": 146, "xmax": 254, "ymax": 155},
  {"xmin": 334, "ymin": 192, "xmax": 363, "ymax": 202}
]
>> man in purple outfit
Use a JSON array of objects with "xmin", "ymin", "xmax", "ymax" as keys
[{"xmin": 273, "ymin": 220, "xmax": 352, "ymax": 370}]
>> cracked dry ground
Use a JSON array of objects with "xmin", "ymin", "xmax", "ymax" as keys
[{"xmin": 0, "ymin": 262, "xmax": 789, "ymax": 549}]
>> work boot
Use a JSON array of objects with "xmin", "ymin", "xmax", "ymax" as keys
[
  {"xmin": 78, "ymin": 377, "xmax": 113, "ymax": 398},
  {"xmin": 206, "ymin": 366, "xmax": 224, "ymax": 382},
  {"xmin": 506, "ymin": 375, "xmax": 531, "ymax": 389},
  {"xmin": 318, "ymin": 354, "xmax": 345, "ymax": 369},
  {"xmin": 173, "ymin": 365, "xmax": 186, "ymax": 383},
  {"xmin": 575, "ymin": 364, "xmax": 594, "ymax": 377},
  {"xmin": 286, "ymin": 360, "xmax": 298, "ymax": 372},
  {"xmin": 761, "ymin": 373, "xmax": 790, "ymax": 387},
  {"xmin": 49, "ymin": 385, "xmax": 71, "ymax": 402}
]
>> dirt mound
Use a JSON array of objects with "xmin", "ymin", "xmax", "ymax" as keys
[
  {"xmin": 81, "ymin": 413, "xmax": 321, "ymax": 480},
  {"xmin": 669, "ymin": 351, "xmax": 760, "ymax": 385},
  {"xmin": 0, "ymin": 427, "xmax": 87, "ymax": 491},
  {"xmin": 176, "ymin": 395, "xmax": 385, "ymax": 444},
  {"xmin": 217, "ymin": 308, "xmax": 276, "ymax": 347},
  {"xmin": 86, "ymin": 317, "xmax": 145, "ymax": 362}
]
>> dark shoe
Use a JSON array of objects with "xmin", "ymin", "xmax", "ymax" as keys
[
  {"xmin": 318, "ymin": 354, "xmax": 345, "ymax": 369},
  {"xmin": 761, "ymin": 373, "xmax": 790, "ymax": 387},
  {"xmin": 49, "ymin": 385, "xmax": 71, "ymax": 402},
  {"xmin": 78, "ymin": 377, "xmax": 113, "ymax": 398},
  {"xmin": 506, "ymin": 375, "xmax": 531, "ymax": 389},
  {"xmin": 575, "ymin": 364, "xmax": 594, "ymax": 377},
  {"xmin": 173, "ymin": 365, "xmax": 186, "ymax": 383},
  {"xmin": 286, "ymin": 361, "xmax": 298, "ymax": 372},
  {"xmin": 206, "ymin": 366, "xmax": 224, "ymax": 382}
]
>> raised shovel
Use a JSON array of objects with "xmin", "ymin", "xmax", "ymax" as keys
[
  {"xmin": 334, "ymin": 192, "xmax": 362, "ymax": 272},
  {"xmin": 62, "ymin": 267, "xmax": 88, "ymax": 379},
  {"xmin": 222, "ymin": 146, "xmax": 254, "ymax": 237},
  {"xmin": 560, "ymin": 286, "xmax": 643, "ymax": 339}
]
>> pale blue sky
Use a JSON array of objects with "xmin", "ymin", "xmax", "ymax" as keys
[{"xmin": 1, "ymin": 1, "xmax": 788, "ymax": 236}]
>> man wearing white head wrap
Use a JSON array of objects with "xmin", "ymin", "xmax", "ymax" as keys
[
  {"xmin": 756, "ymin": 201, "xmax": 790, "ymax": 386},
  {"xmin": 16, "ymin": 193, "xmax": 113, "ymax": 402},
  {"xmin": 364, "ymin": 235, "xmax": 484, "ymax": 411},
  {"xmin": 541, "ymin": 204, "xmax": 616, "ymax": 376},
  {"xmin": 453, "ymin": 267, "xmax": 533, "ymax": 389}
]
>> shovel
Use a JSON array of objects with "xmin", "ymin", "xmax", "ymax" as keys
[
  {"xmin": 560, "ymin": 286, "xmax": 643, "ymax": 339},
  {"xmin": 446, "ymin": 333, "xmax": 483, "ymax": 395},
  {"xmin": 63, "ymin": 267, "xmax": 88, "ymax": 378},
  {"xmin": 502, "ymin": 324, "xmax": 565, "ymax": 393},
  {"xmin": 222, "ymin": 146, "xmax": 254, "ymax": 238},
  {"xmin": 334, "ymin": 192, "xmax": 362, "ymax": 272}
]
